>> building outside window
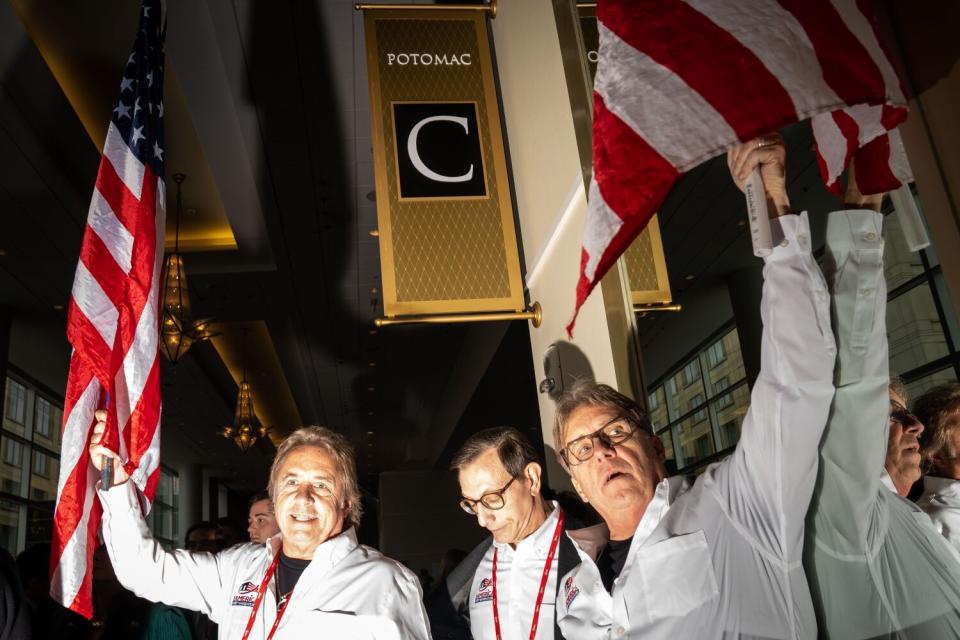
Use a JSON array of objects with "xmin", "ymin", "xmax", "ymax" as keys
[
  {"xmin": 651, "ymin": 326, "xmax": 749, "ymax": 472},
  {"xmin": 1, "ymin": 374, "xmax": 64, "ymax": 553}
]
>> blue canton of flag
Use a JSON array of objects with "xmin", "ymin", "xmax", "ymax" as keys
[{"xmin": 111, "ymin": 0, "xmax": 165, "ymax": 177}]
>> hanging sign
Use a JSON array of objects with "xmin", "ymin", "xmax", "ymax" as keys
[{"xmin": 363, "ymin": 7, "xmax": 525, "ymax": 318}]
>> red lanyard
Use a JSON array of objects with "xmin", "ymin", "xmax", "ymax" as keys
[
  {"xmin": 240, "ymin": 553, "xmax": 295, "ymax": 640},
  {"xmin": 491, "ymin": 509, "xmax": 565, "ymax": 640}
]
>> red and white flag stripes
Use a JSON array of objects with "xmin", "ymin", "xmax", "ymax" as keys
[
  {"xmin": 51, "ymin": 0, "xmax": 166, "ymax": 618},
  {"xmin": 570, "ymin": 0, "xmax": 910, "ymax": 335}
]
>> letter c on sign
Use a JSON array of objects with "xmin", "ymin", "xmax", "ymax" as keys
[{"xmin": 406, "ymin": 115, "xmax": 474, "ymax": 183}]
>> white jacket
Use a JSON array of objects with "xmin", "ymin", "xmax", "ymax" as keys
[
  {"xmin": 468, "ymin": 502, "xmax": 562, "ymax": 640},
  {"xmin": 98, "ymin": 481, "xmax": 431, "ymax": 639},
  {"xmin": 805, "ymin": 211, "xmax": 960, "ymax": 638},
  {"xmin": 557, "ymin": 213, "xmax": 836, "ymax": 639},
  {"xmin": 917, "ymin": 475, "xmax": 960, "ymax": 555}
]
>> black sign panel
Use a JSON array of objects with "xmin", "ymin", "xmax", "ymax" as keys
[{"xmin": 393, "ymin": 102, "xmax": 486, "ymax": 199}]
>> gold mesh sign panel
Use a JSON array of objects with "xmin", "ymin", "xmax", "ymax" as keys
[
  {"xmin": 365, "ymin": 13, "xmax": 524, "ymax": 315},
  {"xmin": 624, "ymin": 229, "xmax": 659, "ymax": 291},
  {"xmin": 624, "ymin": 214, "xmax": 671, "ymax": 305}
]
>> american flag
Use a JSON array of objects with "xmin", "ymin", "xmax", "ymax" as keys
[
  {"xmin": 569, "ymin": 0, "xmax": 910, "ymax": 335},
  {"xmin": 50, "ymin": 0, "xmax": 166, "ymax": 618}
]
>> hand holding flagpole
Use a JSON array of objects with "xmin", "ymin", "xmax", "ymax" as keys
[
  {"xmin": 728, "ymin": 135, "xmax": 791, "ymax": 255},
  {"xmin": 90, "ymin": 409, "xmax": 129, "ymax": 488}
]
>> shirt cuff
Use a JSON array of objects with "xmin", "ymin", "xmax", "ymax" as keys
[
  {"xmin": 97, "ymin": 479, "xmax": 140, "ymax": 516},
  {"xmin": 764, "ymin": 212, "xmax": 813, "ymax": 262},
  {"xmin": 825, "ymin": 209, "xmax": 884, "ymax": 252}
]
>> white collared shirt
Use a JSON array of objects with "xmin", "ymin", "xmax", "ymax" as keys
[
  {"xmin": 806, "ymin": 210, "xmax": 960, "ymax": 638},
  {"xmin": 469, "ymin": 501, "xmax": 562, "ymax": 640},
  {"xmin": 918, "ymin": 475, "xmax": 960, "ymax": 554},
  {"xmin": 558, "ymin": 214, "xmax": 836, "ymax": 640},
  {"xmin": 98, "ymin": 481, "xmax": 431, "ymax": 639}
]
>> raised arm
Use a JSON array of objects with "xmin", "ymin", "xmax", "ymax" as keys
[
  {"xmin": 808, "ymin": 180, "xmax": 888, "ymax": 550},
  {"xmin": 711, "ymin": 135, "xmax": 837, "ymax": 560},
  {"xmin": 89, "ymin": 413, "xmax": 235, "ymax": 621}
]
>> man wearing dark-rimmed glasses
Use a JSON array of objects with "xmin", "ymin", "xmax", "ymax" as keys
[
  {"xmin": 882, "ymin": 377, "xmax": 925, "ymax": 497},
  {"xmin": 550, "ymin": 135, "xmax": 839, "ymax": 640},
  {"xmin": 426, "ymin": 427, "xmax": 579, "ymax": 640}
]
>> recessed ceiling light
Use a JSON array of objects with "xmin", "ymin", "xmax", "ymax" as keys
[
  {"xmin": 367, "ymin": 411, "xmax": 374, "ymax": 416},
  {"xmin": 366, "ymin": 431, "xmax": 373, "ymax": 435},
  {"xmin": 367, "ymin": 386, "xmax": 375, "ymax": 392},
  {"xmin": 368, "ymin": 361, "xmax": 376, "ymax": 367},
  {"xmin": 368, "ymin": 329, "xmax": 377, "ymax": 336},
  {"xmin": 53, "ymin": 304, "xmax": 65, "ymax": 311},
  {"xmin": 369, "ymin": 229, "xmax": 380, "ymax": 237},
  {"xmin": 685, "ymin": 274, "xmax": 696, "ymax": 281},
  {"xmin": 0, "ymin": 249, "xmax": 7, "ymax": 256}
]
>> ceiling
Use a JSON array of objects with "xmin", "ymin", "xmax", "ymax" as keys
[{"xmin": 0, "ymin": 0, "xmax": 542, "ymax": 495}]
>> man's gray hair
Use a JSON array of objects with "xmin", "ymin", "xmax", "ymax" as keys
[
  {"xmin": 890, "ymin": 376, "xmax": 908, "ymax": 403},
  {"xmin": 450, "ymin": 427, "xmax": 540, "ymax": 478},
  {"xmin": 553, "ymin": 381, "xmax": 653, "ymax": 467},
  {"xmin": 915, "ymin": 383, "xmax": 960, "ymax": 474},
  {"xmin": 268, "ymin": 426, "xmax": 363, "ymax": 528}
]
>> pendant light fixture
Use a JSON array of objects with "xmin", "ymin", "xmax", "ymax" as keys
[
  {"xmin": 160, "ymin": 173, "xmax": 218, "ymax": 362},
  {"xmin": 220, "ymin": 340, "xmax": 270, "ymax": 452}
]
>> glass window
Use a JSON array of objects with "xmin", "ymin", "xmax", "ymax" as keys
[
  {"xmin": 3, "ymin": 439, "xmax": 23, "ymax": 468},
  {"xmin": 0, "ymin": 499, "xmax": 22, "ymax": 552},
  {"xmin": 705, "ymin": 340, "xmax": 726, "ymax": 369},
  {"xmin": 675, "ymin": 413, "xmax": 716, "ymax": 468},
  {"xmin": 666, "ymin": 367, "xmax": 704, "ymax": 423},
  {"xmin": 682, "ymin": 361, "xmax": 700, "ymax": 387},
  {"xmin": 691, "ymin": 394, "xmax": 707, "ymax": 423},
  {"xmin": 934, "ymin": 271, "xmax": 959, "ymax": 351},
  {"xmin": 29, "ymin": 450, "xmax": 57, "ymax": 504},
  {"xmin": 705, "ymin": 329, "xmax": 747, "ymax": 391},
  {"xmin": 34, "ymin": 398, "xmax": 51, "ymax": 437},
  {"xmin": 2, "ymin": 437, "xmax": 27, "ymax": 498},
  {"xmin": 887, "ymin": 284, "xmax": 950, "ymax": 376},
  {"xmin": 148, "ymin": 467, "xmax": 179, "ymax": 548},
  {"xmin": 648, "ymin": 386, "xmax": 668, "ymax": 432},
  {"xmin": 4, "ymin": 379, "xmax": 27, "ymax": 436},
  {"xmin": 33, "ymin": 398, "xmax": 62, "ymax": 455},
  {"xmin": 713, "ymin": 383, "xmax": 751, "ymax": 449},
  {"xmin": 658, "ymin": 428, "xmax": 675, "ymax": 471},
  {"xmin": 647, "ymin": 391, "xmax": 659, "ymax": 411}
]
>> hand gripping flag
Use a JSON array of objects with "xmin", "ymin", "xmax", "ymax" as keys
[
  {"xmin": 50, "ymin": 0, "xmax": 166, "ymax": 618},
  {"xmin": 570, "ymin": 0, "xmax": 912, "ymax": 335}
]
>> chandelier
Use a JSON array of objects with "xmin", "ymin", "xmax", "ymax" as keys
[
  {"xmin": 160, "ymin": 173, "xmax": 218, "ymax": 362},
  {"xmin": 221, "ymin": 375, "xmax": 270, "ymax": 452}
]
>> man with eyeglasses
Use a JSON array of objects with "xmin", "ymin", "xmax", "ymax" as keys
[
  {"xmin": 551, "ymin": 134, "xmax": 838, "ymax": 639},
  {"xmin": 800, "ymin": 173, "xmax": 960, "ymax": 637},
  {"xmin": 882, "ymin": 378, "xmax": 926, "ymax": 497},
  {"xmin": 429, "ymin": 427, "xmax": 578, "ymax": 640}
]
